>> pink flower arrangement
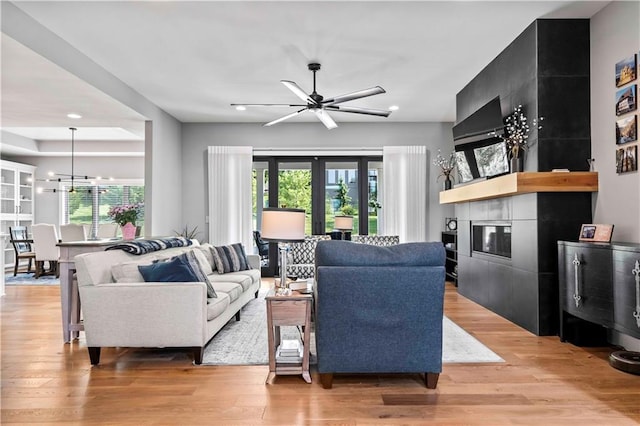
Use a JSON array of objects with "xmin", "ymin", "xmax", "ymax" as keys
[{"xmin": 107, "ymin": 203, "xmax": 143, "ymax": 226}]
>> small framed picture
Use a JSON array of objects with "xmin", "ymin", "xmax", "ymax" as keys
[
  {"xmin": 616, "ymin": 115, "xmax": 637, "ymax": 144},
  {"xmin": 615, "ymin": 54, "xmax": 637, "ymax": 87},
  {"xmin": 617, "ymin": 144, "xmax": 638, "ymax": 173},
  {"xmin": 616, "ymin": 84, "xmax": 637, "ymax": 116},
  {"xmin": 579, "ymin": 224, "xmax": 614, "ymax": 242}
]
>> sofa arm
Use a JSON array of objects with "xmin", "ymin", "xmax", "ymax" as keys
[
  {"xmin": 247, "ymin": 254, "xmax": 261, "ymax": 270},
  {"xmin": 79, "ymin": 282, "xmax": 208, "ymax": 348}
]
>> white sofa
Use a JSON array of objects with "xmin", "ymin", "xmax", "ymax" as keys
[{"xmin": 74, "ymin": 243, "xmax": 261, "ymax": 365}]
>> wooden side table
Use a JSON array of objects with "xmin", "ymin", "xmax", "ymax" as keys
[{"xmin": 265, "ymin": 287, "xmax": 312, "ymax": 384}]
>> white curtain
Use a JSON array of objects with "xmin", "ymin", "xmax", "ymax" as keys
[
  {"xmin": 381, "ymin": 146, "xmax": 428, "ymax": 242},
  {"xmin": 207, "ymin": 146, "xmax": 253, "ymax": 250}
]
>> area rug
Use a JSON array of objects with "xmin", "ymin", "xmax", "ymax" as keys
[
  {"xmin": 4, "ymin": 273, "xmax": 59, "ymax": 285},
  {"xmin": 202, "ymin": 290, "xmax": 503, "ymax": 365}
]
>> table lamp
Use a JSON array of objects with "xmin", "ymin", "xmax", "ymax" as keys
[
  {"xmin": 261, "ymin": 207, "xmax": 306, "ymax": 294},
  {"xmin": 334, "ymin": 215, "xmax": 353, "ymax": 240}
]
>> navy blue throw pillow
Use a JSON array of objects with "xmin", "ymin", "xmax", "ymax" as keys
[{"xmin": 138, "ymin": 256, "xmax": 199, "ymax": 283}]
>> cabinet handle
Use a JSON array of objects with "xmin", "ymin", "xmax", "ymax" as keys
[
  {"xmin": 633, "ymin": 260, "xmax": 640, "ymax": 328},
  {"xmin": 572, "ymin": 253, "xmax": 581, "ymax": 308}
]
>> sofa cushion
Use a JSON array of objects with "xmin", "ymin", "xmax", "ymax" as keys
[
  {"xmin": 194, "ymin": 243, "xmax": 216, "ymax": 272},
  {"xmin": 208, "ymin": 269, "xmax": 258, "ymax": 292},
  {"xmin": 211, "ymin": 281, "xmax": 243, "ymax": 303},
  {"xmin": 211, "ymin": 243, "xmax": 250, "ymax": 273},
  {"xmin": 189, "ymin": 247, "xmax": 213, "ymax": 276},
  {"xmin": 207, "ymin": 292, "xmax": 230, "ymax": 320},
  {"xmin": 111, "ymin": 257, "xmax": 159, "ymax": 283},
  {"xmin": 175, "ymin": 251, "xmax": 217, "ymax": 298},
  {"xmin": 138, "ymin": 256, "xmax": 199, "ymax": 282}
]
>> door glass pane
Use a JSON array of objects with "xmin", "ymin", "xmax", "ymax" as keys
[
  {"xmin": 368, "ymin": 161, "xmax": 383, "ymax": 235},
  {"xmin": 18, "ymin": 171, "xmax": 33, "ymax": 215},
  {"xmin": 325, "ymin": 162, "xmax": 358, "ymax": 235},
  {"xmin": 1, "ymin": 168, "xmax": 16, "ymax": 214},
  {"xmin": 252, "ymin": 161, "xmax": 270, "ymax": 267},
  {"xmin": 278, "ymin": 162, "xmax": 312, "ymax": 235}
]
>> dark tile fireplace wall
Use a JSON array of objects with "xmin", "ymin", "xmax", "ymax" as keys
[{"xmin": 455, "ymin": 19, "xmax": 592, "ymax": 335}]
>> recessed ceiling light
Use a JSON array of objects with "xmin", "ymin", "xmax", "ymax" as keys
[
  {"xmin": 389, "ymin": 105, "xmax": 399, "ymax": 111},
  {"xmin": 67, "ymin": 113, "xmax": 82, "ymax": 119},
  {"xmin": 235, "ymin": 105, "xmax": 247, "ymax": 111}
]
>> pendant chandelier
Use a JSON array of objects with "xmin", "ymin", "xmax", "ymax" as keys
[{"xmin": 37, "ymin": 127, "xmax": 109, "ymax": 194}]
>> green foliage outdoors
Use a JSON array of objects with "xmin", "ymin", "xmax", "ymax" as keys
[{"xmin": 278, "ymin": 170, "xmax": 311, "ymax": 211}]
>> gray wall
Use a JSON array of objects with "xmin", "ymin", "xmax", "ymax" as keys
[
  {"xmin": 2, "ymin": 2, "xmax": 183, "ymax": 236},
  {"xmin": 591, "ymin": 1, "xmax": 640, "ymax": 244},
  {"xmin": 590, "ymin": 0, "xmax": 640, "ymax": 351},
  {"xmin": 181, "ymin": 122, "xmax": 454, "ymax": 243}
]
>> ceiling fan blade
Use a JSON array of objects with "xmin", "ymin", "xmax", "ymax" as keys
[
  {"xmin": 281, "ymin": 80, "xmax": 316, "ymax": 105},
  {"xmin": 231, "ymin": 103, "xmax": 307, "ymax": 108},
  {"xmin": 263, "ymin": 108, "xmax": 307, "ymax": 127},
  {"xmin": 322, "ymin": 86, "xmax": 386, "ymax": 105},
  {"xmin": 325, "ymin": 105, "xmax": 391, "ymax": 117},
  {"xmin": 313, "ymin": 109, "xmax": 338, "ymax": 130}
]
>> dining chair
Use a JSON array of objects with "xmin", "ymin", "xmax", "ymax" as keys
[
  {"xmin": 97, "ymin": 223, "xmax": 118, "ymax": 239},
  {"xmin": 9, "ymin": 226, "xmax": 35, "ymax": 276},
  {"xmin": 60, "ymin": 223, "xmax": 87, "ymax": 242},
  {"xmin": 31, "ymin": 224, "xmax": 60, "ymax": 278}
]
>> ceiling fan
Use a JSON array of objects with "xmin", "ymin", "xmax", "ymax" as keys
[{"xmin": 231, "ymin": 63, "xmax": 391, "ymax": 129}]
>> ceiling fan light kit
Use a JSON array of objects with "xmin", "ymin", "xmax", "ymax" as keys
[{"xmin": 231, "ymin": 63, "xmax": 391, "ymax": 129}]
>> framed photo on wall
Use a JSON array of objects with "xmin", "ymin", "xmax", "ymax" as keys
[
  {"xmin": 615, "ymin": 54, "xmax": 637, "ymax": 87},
  {"xmin": 579, "ymin": 224, "xmax": 614, "ymax": 242},
  {"xmin": 616, "ymin": 144, "xmax": 638, "ymax": 173},
  {"xmin": 615, "ymin": 115, "xmax": 637, "ymax": 144},
  {"xmin": 616, "ymin": 84, "xmax": 637, "ymax": 116}
]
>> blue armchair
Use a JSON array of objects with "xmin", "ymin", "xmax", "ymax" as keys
[{"xmin": 314, "ymin": 240, "xmax": 445, "ymax": 389}]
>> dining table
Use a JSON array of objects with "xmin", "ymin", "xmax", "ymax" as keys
[{"xmin": 57, "ymin": 239, "xmax": 123, "ymax": 343}]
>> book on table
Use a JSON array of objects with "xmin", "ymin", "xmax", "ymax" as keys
[{"xmin": 276, "ymin": 339, "xmax": 303, "ymax": 363}]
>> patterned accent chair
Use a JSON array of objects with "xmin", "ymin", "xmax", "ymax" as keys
[
  {"xmin": 285, "ymin": 235, "xmax": 331, "ymax": 279},
  {"xmin": 351, "ymin": 235, "xmax": 400, "ymax": 246}
]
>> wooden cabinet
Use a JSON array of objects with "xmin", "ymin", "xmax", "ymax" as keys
[
  {"xmin": 442, "ymin": 231, "xmax": 457, "ymax": 286},
  {"xmin": 558, "ymin": 241, "xmax": 640, "ymax": 344},
  {"xmin": 1, "ymin": 160, "xmax": 36, "ymax": 271}
]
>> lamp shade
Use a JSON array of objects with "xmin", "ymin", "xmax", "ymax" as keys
[
  {"xmin": 334, "ymin": 215, "xmax": 354, "ymax": 231},
  {"xmin": 261, "ymin": 208, "xmax": 306, "ymax": 242}
]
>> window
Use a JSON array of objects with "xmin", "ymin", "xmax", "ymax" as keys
[{"xmin": 63, "ymin": 183, "xmax": 144, "ymax": 237}]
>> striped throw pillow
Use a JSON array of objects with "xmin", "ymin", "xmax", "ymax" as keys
[{"xmin": 211, "ymin": 243, "xmax": 250, "ymax": 274}]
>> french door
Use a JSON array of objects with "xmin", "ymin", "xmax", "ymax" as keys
[{"xmin": 253, "ymin": 156, "xmax": 382, "ymax": 276}]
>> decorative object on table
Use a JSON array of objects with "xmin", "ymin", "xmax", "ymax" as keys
[
  {"xmin": 107, "ymin": 203, "xmax": 143, "ymax": 240},
  {"xmin": 334, "ymin": 215, "xmax": 353, "ymax": 240},
  {"xmin": 492, "ymin": 104, "xmax": 542, "ymax": 173},
  {"xmin": 616, "ymin": 144, "xmax": 638, "ymax": 174},
  {"xmin": 615, "ymin": 84, "xmax": 637, "ymax": 116},
  {"xmin": 615, "ymin": 54, "xmax": 637, "ymax": 87},
  {"xmin": 445, "ymin": 217, "xmax": 457, "ymax": 232},
  {"xmin": 616, "ymin": 115, "xmax": 637, "ymax": 145},
  {"xmin": 261, "ymin": 207, "xmax": 306, "ymax": 295},
  {"xmin": 433, "ymin": 150, "xmax": 456, "ymax": 190},
  {"xmin": 578, "ymin": 224, "xmax": 614, "ymax": 243}
]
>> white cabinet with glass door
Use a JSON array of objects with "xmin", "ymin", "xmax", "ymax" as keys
[{"xmin": 1, "ymin": 160, "xmax": 36, "ymax": 272}]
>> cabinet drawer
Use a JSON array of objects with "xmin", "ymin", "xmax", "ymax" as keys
[
  {"xmin": 613, "ymin": 251, "xmax": 640, "ymax": 338},
  {"xmin": 268, "ymin": 300, "xmax": 309, "ymax": 326}
]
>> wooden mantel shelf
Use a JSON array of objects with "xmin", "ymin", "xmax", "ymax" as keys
[{"xmin": 439, "ymin": 172, "xmax": 598, "ymax": 204}]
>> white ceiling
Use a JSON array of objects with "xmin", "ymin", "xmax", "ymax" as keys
[{"xmin": 1, "ymin": 1, "xmax": 609, "ymax": 149}]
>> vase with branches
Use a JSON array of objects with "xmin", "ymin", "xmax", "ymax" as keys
[
  {"xmin": 493, "ymin": 104, "xmax": 543, "ymax": 172},
  {"xmin": 433, "ymin": 150, "xmax": 457, "ymax": 190}
]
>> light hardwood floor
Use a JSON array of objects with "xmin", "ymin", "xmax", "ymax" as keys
[{"xmin": 2, "ymin": 281, "xmax": 639, "ymax": 425}]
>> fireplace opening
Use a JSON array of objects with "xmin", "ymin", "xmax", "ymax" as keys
[{"xmin": 472, "ymin": 222, "xmax": 512, "ymax": 258}]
